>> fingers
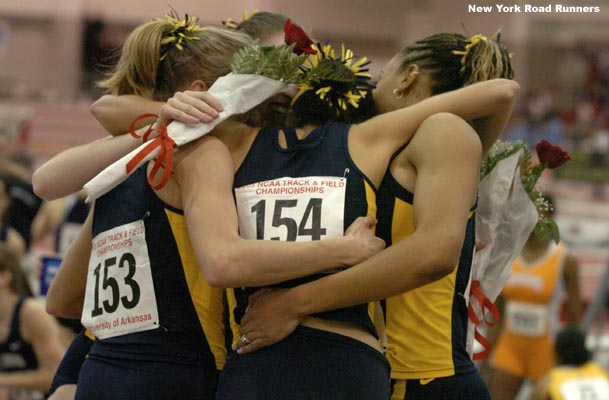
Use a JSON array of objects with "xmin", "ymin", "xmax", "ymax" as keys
[
  {"xmin": 247, "ymin": 288, "xmax": 270, "ymax": 308},
  {"xmin": 160, "ymin": 91, "xmax": 224, "ymax": 125},
  {"xmin": 233, "ymin": 330, "xmax": 268, "ymax": 354},
  {"xmin": 193, "ymin": 91, "xmax": 224, "ymax": 113},
  {"xmin": 235, "ymin": 337, "xmax": 261, "ymax": 354},
  {"xmin": 345, "ymin": 216, "xmax": 378, "ymax": 234}
]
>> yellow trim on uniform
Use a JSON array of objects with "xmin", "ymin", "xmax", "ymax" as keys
[
  {"xmin": 84, "ymin": 329, "xmax": 95, "ymax": 341},
  {"xmin": 363, "ymin": 180, "xmax": 377, "ymax": 228},
  {"xmin": 164, "ymin": 209, "xmax": 227, "ymax": 370},
  {"xmin": 363, "ymin": 179, "xmax": 379, "ymax": 327},
  {"xmin": 225, "ymin": 288, "xmax": 242, "ymax": 349},
  {"xmin": 384, "ymin": 197, "xmax": 475, "ymax": 379},
  {"xmin": 390, "ymin": 380, "xmax": 407, "ymax": 400}
]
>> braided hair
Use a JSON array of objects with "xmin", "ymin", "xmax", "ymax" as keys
[{"xmin": 394, "ymin": 32, "xmax": 514, "ymax": 95}]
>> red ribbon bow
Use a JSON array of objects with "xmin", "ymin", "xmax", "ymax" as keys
[
  {"xmin": 126, "ymin": 114, "xmax": 175, "ymax": 190},
  {"xmin": 467, "ymin": 280, "xmax": 500, "ymax": 360}
]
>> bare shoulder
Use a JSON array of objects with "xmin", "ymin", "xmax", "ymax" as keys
[
  {"xmin": 177, "ymin": 135, "xmax": 229, "ymax": 166},
  {"xmin": 20, "ymin": 298, "xmax": 51, "ymax": 322},
  {"xmin": 20, "ymin": 298, "xmax": 57, "ymax": 339},
  {"xmin": 211, "ymin": 120, "xmax": 259, "ymax": 152},
  {"xmin": 409, "ymin": 113, "xmax": 482, "ymax": 160}
]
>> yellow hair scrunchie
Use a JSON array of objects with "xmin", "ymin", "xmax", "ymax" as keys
[{"xmin": 452, "ymin": 33, "xmax": 488, "ymax": 65}]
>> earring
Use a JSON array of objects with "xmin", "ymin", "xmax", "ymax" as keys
[
  {"xmin": 393, "ymin": 88, "xmax": 403, "ymax": 99},
  {"xmin": 410, "ymin": 71, "xmax": 420, "ymax": 76}
]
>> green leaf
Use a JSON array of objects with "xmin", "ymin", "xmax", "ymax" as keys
[
  {"xmin": 548, "ymin": 219, "xmax": 560, "ymax": 244},
  {"xmin": 534, "ymin": 221, "xmax": 550, "ymax": 241},
  {"xmin": 230, "ymin": 41, "xmax": 306, "ymax": 83}
]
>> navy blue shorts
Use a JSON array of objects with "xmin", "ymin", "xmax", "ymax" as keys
[
  {"xmin": 217, "ymin": 325, "xmax": 390, "ymax": 400},
  {"xmin": 47, "ymin": 329, "xmax": 93, "ymax": 396},
  {"xmin": 390, "ymin": 370, "xmax": 490, "ymax": 400},
  {"xmin": 75, "ymin": 355, "xmax": 219, "ymax": 400}
]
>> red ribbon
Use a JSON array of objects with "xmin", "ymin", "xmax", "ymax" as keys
[
  {"xmin": 126, "ymin": 115, "xmax": 175, "ymax": 190},
  {"xmin": 468, "ymin": 280, "xmax": 500, "ymax": 360},
  {"xmin": 129, "ymin": 113, "xmax": 159, "ymax": 142},
  {"xmin": 473, "ymin": 329, "xmax": 492, "ymax": 360}
]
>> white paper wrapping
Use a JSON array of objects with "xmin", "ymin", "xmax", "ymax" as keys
[
  {"xmin": 465, "ymin": 149, "xmax": 539, "ymax": 357},
  {"xmin": 84, "ymin": 74, "xmax": 291, "ymax": 202}
]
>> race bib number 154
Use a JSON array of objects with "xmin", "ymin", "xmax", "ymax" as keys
[{"xmin": 235, "ymin": 176, "xmax": 346, "ymax": 242}]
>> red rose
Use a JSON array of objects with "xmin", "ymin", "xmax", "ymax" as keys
[
  {"xmin": 284, "ymin": 19, "xmax": 316, "ymax": 55},
  {"xmin": 536, "ymin": 140, "xmax": 571, "ymax": 169}
]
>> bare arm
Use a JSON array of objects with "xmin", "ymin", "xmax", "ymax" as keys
[
  {"xmin": 34, "ymin": 91, "xmax": 224, "ymax": 201},
  {"xmin": 32, "ymin": 134, "xmax": 144, "ymax": 200},
  {"xmin": 177, "ymin": 135, "xmax": 385, "ymax": 288},
  {"xmin": 5, "ymin": 228, "xmax": 25, "ymax": 262},
  {"xmin": 30, "ymin": 199, "xmax": 66, "ymax": 243},
  {"xmin": 563, "ymin": 253, "xmax": 581, "ymax": 325},
  {"xmin": 90, "ymin": 95, "xmax": 164, "ymax": 136},
  {"xmin": 350, "ymin": 79, "xmax": 519, "ymax": 185},
  {"xmin": 0, "ymin": 300, "xmax": 65, "ymax": 392},
  {"xmin": 45, "ymin": 210, "xmax": 93, "ymax": 318},
  {"xmin": 237, "ymin": 113, "xmax": 483, "ymax": 351},
  {"xmin": 91, "ymin": 92, "xmax": 224, "ymax": 136}
]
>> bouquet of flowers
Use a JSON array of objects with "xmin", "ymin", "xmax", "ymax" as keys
[
  {"xmin": 480, "ymin": 139, "xmax": 570, "ymax": 242},
  {"xmin": 84, "ymin": 19, "xmax": 316, "ymax": 201},
  {"xmin": 466, "ymin": 139, "xmax": 570, "ymax": 359}
]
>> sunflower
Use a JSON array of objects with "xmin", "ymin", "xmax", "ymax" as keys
[
  {"xmin": 157, "ymin": 12, "xmax": 202, "ymax": 60},
  {"xmin": 292, "ymin": 43, "xmax": 374, "ymax": 114}
]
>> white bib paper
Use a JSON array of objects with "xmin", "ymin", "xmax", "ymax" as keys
[
  {"xmin": 235, "ymin": 176, "xmax": 346, "ymax": 242},
  {"xmin": 81, "ymin": 220, "xmax": 159, "ymax": 339},
  {"xmin": 506, "ymin": 300, "xmax": 548, "ymax": 337},
  {"xmin": 561, "ymin": 377, "xmax": 609, "ymax": 400}
]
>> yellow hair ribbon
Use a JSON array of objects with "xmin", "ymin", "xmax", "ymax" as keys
[
  {"xmin": 242, "ymin": 9, "xmax": 258, "ymax": 21},
  {"xmin": 222, "ymin": 10, "xmax": 258, "ymax": 29},
  {"xmin": 158, "ymin": 13, "xmax": 202, "ymax": 60},
  {"xmin": 452, "ymin": 33, "xmax": 488, "ymax": 65}
]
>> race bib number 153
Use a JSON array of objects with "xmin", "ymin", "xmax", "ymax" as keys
[{"xmin": 81, "ymin": 220, "xmax": 159, "ymax": 339}]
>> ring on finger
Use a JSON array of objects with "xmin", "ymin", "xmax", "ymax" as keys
[{"xmin": 240, "ymin": 335, "xmax": 250, "ymax": 345}]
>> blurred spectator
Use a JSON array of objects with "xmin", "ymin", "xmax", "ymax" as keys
[
  {"xmin": 0, "ymin": 243, "xmax": 65, "ymax": 399},
  {"xmin": 531, "ymin": 112, "xmax": 568, "ymax": 150},
  {"xmin": 586, "ymin": 118, "xmax": 609, "ymax": 168},
  {"xmin": 0, "ymin": 111, "xmax": 44, "ymax": 251},
  {"xmin": 531, "ymin": 326, "xmax": 609, "ymax": 400},
  {"xmin": 585, "ymin": 118, "xmax": 609, "ymax": 198},
  {"xmin": 486, "ymin": 195, "xmax": 581, "ymax": 400},
  {"xmin": 527, "ymin": 87, "xmax": 556, "ymax": 124},
  {"xmin": 0, "ymin": 173, "xmax": 25, "ymax": 260},
  {"xmin": 0, "ymin": 150, "xmax": 44, "ymax": 251}
]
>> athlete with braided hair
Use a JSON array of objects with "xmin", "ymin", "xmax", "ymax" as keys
[
  {"xmin": 372, "ymin": 31, "xmax": 513, "ymax": 400},
  {"xmin": 225, "ymin": 31, "xmax": 516, "ymax": 400}
]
